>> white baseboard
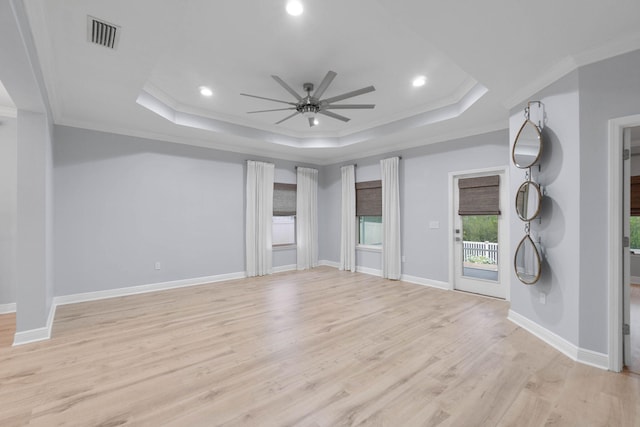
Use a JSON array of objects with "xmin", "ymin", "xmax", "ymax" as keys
[
  {"xmin": 508, "ymin": 309, "xmax": 608, "ymax": 370},
  {"xmin": 577, "ymin": 348, "xmax": 610, "ymax": 370},
  {"xmin": 356, "ymin": 265, "xmax": 382, "ymax": 277},
  {"xmin": 319, "ymin": 260, "xmax": 340, "ymax": 268},
  {"xmin": 13, "ymin": 302, "xmax": 57, "ymax": 346},
  {"xmin": 631, "ymin": 276, "xmax": 640, "ymax": 284},
  {"xmin": 400, "ymin": 274, "xmax": 450, "ymax": 290},
  {"xmin": 273, "ymin": 264, "xmax": 297, "ymax": 273},
  {"xmin": 14, "ymin": 272, "xmax": 246, "ymax": 346},
  {"xmin": 54, "ymin": 271, "xmax": 246, "ymax": 307},
  {"xmin": 0, "ymin": 302, "xmax": 16, "ymax": 314}
]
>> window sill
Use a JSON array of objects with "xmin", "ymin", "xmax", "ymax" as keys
[
  {"xmin": 273, "ymin": 244, "xmax": 296, "ymax": 251},
  {"xmin": 357, "ymin": 244, "xmax": 382, "ymax": 253}
]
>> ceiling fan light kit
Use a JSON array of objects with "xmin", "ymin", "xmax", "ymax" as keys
[{"xmin": 241, "ymin": 70, "xmax": 375, "ymax": 127}]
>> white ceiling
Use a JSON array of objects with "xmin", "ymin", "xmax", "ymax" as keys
[{"xmin": 21, "ymin": 0, "xmax": 640, "ymax": 164}]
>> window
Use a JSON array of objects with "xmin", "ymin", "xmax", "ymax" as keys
[
  {"xmin": 359, "ymin": 216, "xmax": 382, "ymax": 245},
  {"xmin": 356, "ymin": 180, "xmax": 382, "ymax": 246},
  {"xmin": 273, "ymin": 183, "xmax": 296, "ymax": 246}
]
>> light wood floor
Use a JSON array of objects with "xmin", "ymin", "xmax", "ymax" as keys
[
  {"xmin": 0, "ymin": 312, "xmax": 16, "ymax": 348},
  {"xmin": 1, "ymin": 267, "xmax": 639, "ymax": 426}
]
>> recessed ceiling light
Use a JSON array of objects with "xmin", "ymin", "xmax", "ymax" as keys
[
  {"xmin": 412, "ymin": 76, "xmax": 427, "ymax": 87},
  {"xmin": 199, "ymin": 86, "xmax": 213, "ymax": 97},
  {"xmin": 286, "ymin": 0, "xmax": 303, "ymax": 16}
]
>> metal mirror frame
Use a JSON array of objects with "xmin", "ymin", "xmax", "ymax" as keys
[
  {"xmin": 512, "ymin": 119, "xmax": 543, "ymax": 169},
  {"xmin": 515, "ymin": 181, "xmax": 542, "ymax": 222},
  {"xmin": 513, "ymin": 234, "xmax": 542, "ymax": 285}
]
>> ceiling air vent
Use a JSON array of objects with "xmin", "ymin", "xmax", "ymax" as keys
[{"xmin": 87, "ymin": 16, "xmax": 120, "ymax": 49}]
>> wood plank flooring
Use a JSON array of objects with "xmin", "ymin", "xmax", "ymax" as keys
[
  {"xmin": 1, "ymin": 267, "xmax": 639, "ymax": 426},
  {"xmin": 0, "ymin": 312, "xmax": 15, "ymax": 348}
]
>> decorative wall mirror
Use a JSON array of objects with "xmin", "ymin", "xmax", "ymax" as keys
[
  {"xmin": 514, "ymin": 234, "xmax": 542, "ymax": 284},
  {"xmin": 515, "ymin": 181, "xmax": 542, "ymax": 221},
  {"xmin": 512, "ymin": 119, "xmax": 543, "ymax": 168},
  {"xmin": 512, "ymin": 100, "xmax": 544, "ymax": 285}
]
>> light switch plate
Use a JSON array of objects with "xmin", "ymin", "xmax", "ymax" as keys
[{"xmin": 429, "ymin": 221, "xmax": 440, "ymax": 229}]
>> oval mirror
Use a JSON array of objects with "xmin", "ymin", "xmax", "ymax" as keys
[
  {"xmin": 515, "ymin": 181, "xmax": 542, "ymax": 221},
  {"xmin": 514, "ymin": 234, "xmax": 542, "ymax": 284},
  {"xmin": 512, "ymin": 120, "xmax": 543, "ymax": 168}
]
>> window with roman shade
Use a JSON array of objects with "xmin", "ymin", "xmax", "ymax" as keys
[
  {"xmin": 273, "ymin": 183, "xmax": 297, "ymax": 246},
  {"xmin": 355, "ymin": 180, "xmax": 382, "ymax": 216},
  {"xmin": 458, "ymin": 175, "xmax": 501, "ymax": 216},
  {"xmin": 273, "ymin": 183, "xmax": 296, "ymax": 216},
  {"xmin": 356, "ymin": 180, "xmax": 382, "ymax": 246}
]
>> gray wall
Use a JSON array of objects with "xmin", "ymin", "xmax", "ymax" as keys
[
  {"xmin": 509, "ymin": 72, "xmax": 582, "ymax": 347},
  {"xmin": 0, "ymin": 116, "xmax": 16, "ymax": 305},
  {"xmin": 54, "ymin": 126, "xmax": 301, "ymax": 296},
  {"xmin": 16, "ymin": 111, "xmax": 55, "ymax": 331},
  {"xmin": 578, "ymin": 49, "xmax": 640, "ymax": 353},
  {"xmin": 319, "ymin": 130, "xmax": 509, "ymax": 281},
  {"xmin": 508, "ymin": 48, "xmax": 640, "ymax": 355}
]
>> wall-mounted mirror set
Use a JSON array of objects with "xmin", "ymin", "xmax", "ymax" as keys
[{"xmin": 512, "ymin": 101, "xmax": 544, "ymax": 284}]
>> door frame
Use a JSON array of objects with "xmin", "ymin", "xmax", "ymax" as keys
[
  {"xmin": 608, "ymin": 114, "xmax": 640, "ymax": 372},
  {"xmin": 448, "ymin": 166, "xmax": 510, "ymax": 301}
]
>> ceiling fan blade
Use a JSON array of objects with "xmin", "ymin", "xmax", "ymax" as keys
[
  {"xmin": 324, "ymin": 104, "xmax": 375, "ymax": 109},
  {"xmin": 308, "ymin": 117, "xmax": 317, "ymax": 127},
  {"xmin": 322, "ymin": 85, "xmax": 375, "ymax": 104},
  {"xmin": 318, "ymin": 110, "xmax": 350, "ymax": 122},
  {"xmin": 275, "ymin": 111, "xmax": 300, "ymax": 124},
  {"xmin": 247, "ymin": 107, "xmax": 296, "ymax": 114},
  {"xmin": 240, "ymin": 93, "xmax": 297, "ymax": 105},
  {"xmin": 271, "ymin": 75, "xmax": 302, "ymax": 101},
  {"xmin": 313, "ymin": 71, "xmax": 337, "ymax": 99}
]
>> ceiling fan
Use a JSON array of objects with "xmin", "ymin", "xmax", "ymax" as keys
[{"xmin": 241, "ymin": 71, "xmax": 375, "ymax": 127}]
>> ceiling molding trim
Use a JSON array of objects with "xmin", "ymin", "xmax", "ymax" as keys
[
  {"xmin": 321, "ymin": 120, "xmax": 508, "ymax": 166},
  {"xmin": 136, "ymin": 82, "xmax": 488, "ymax": 150},
  {"xmin": 502, "ymin": 56, "xmax": 578, "ymax": 110},
  {"xmin": 21, "ymin": 0, "xmax": 62, "ymax": 123},
  {"xmin": 503, "ymin": 33, "xmax": 640, "ymax": 110},
  {"xmin": 572, "ymin": 32, "xmax": 640, "ymax": 70},
  {"xmin": 54, "ymin": 114, "xmax": 507, "ymax": 167},
  {"xmin": 54, "ymin": 118, "xmax": 323, "ymax": 165}
]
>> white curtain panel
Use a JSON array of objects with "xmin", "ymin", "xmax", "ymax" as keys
[
  {"xmin": 340, "ymin": 165, "xmax": 356, "ymax": 272},
  {"xmin": 296, "ymin": 167, "xmax": 318, "ymax": 270},
  {"xmin": 245, "ymin": 160, "xmax": 274, "ymax": 277},
  {"xmin": 381, "ymin": 157, "xmax": 401, "ymax": 280}
]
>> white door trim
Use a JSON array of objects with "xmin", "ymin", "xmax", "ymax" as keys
[
  {"xmin": 608, "ymin": 114, "xmax": 640, "ymax": 372},
  {"xmin": 448, "ymin": 166, "xmax": 510, "ymax": 301}
]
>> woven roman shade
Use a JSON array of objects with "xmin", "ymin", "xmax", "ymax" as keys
[
  {"xmin": 458, "ymin": 175, "xmax": 501, "ymax": 215},
  {"xmin": 631, "ymin": 176, "xmax": 640, "ymax": 216},
  {"xmin": 356, "ymin": 180, "xmax": 382, "ymax": 216},
  {"xmin": 273, "ymin": 183, "xmax": 296, "ymax": 216}
]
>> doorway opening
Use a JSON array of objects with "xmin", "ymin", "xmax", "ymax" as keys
[
  {"xmin": 625, "ymin": 126, "xmax": 640, "ymax": 374},
  {"xmin": 608, "ymin": 115, "xmax": 640, "ymax": 372}
]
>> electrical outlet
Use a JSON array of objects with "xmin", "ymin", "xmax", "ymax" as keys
[
  {"xmin": 539, "ymin": 291, "xmax": 546, "ymax": 304},
  {"xmin": 155, "ymin": 261, "xmax": 161, "ymax": 270},
  {"xmin": 401, "ymin": 255, "xmax": 406, "ymax": 263}
]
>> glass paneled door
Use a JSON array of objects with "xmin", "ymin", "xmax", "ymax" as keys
[{"xmin": 453, "ymin": 171, "xmax": 507, "ymax": 299}]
